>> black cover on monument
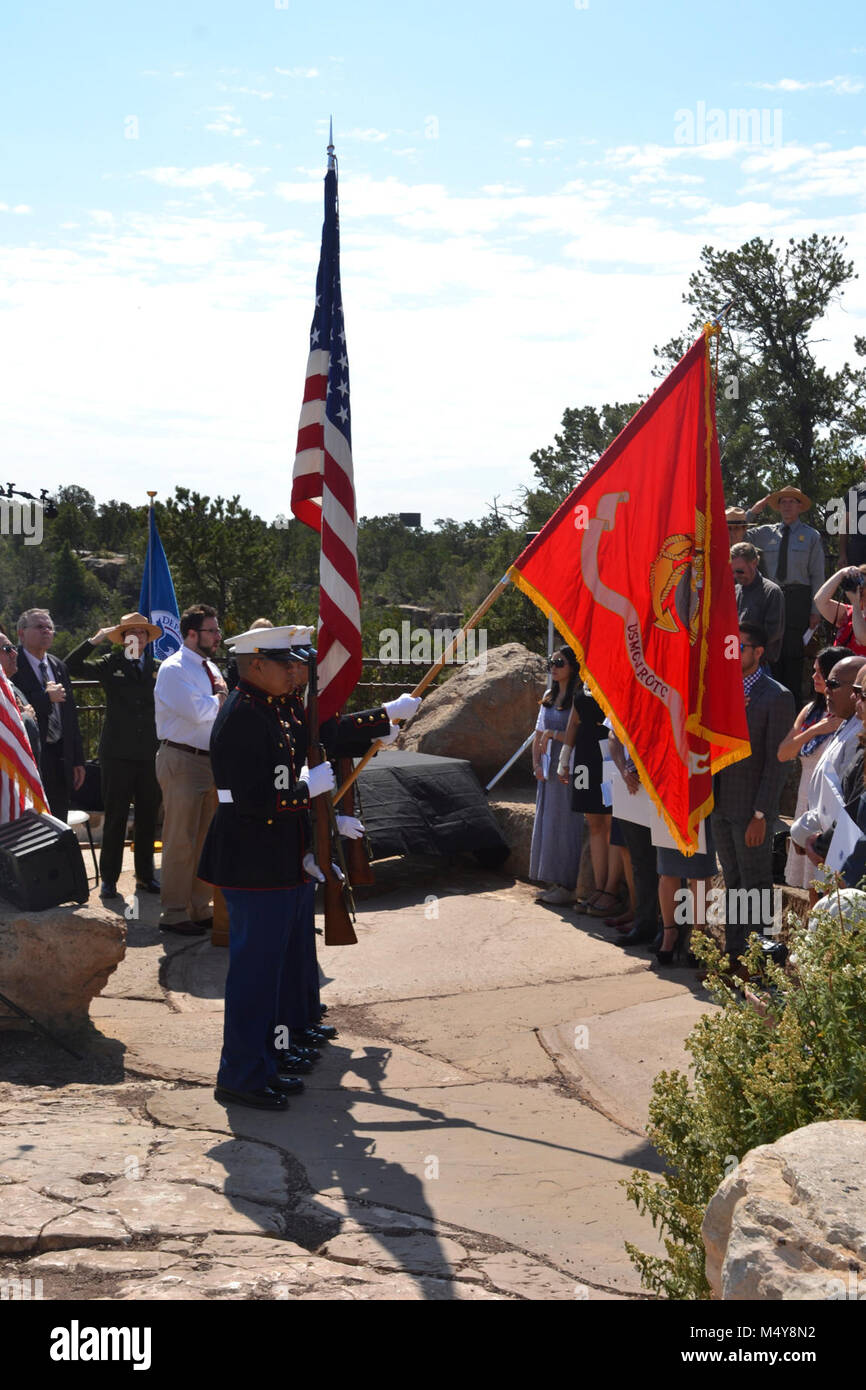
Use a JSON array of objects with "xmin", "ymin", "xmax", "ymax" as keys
[
  {"xmin": 0, "ymin": 810, "xmax": 89, "ymax": 910},
  {"xmin": 357, "ymin": 751, "xmax": 510, "ymax": 863}
]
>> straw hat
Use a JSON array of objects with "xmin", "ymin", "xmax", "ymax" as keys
[
  {"xmin": 769, "ymin": 486, "xmax": 811, "ymax": 512},
  {"xmin": 725, "ymin": 507, "xmax": 749, "ymax": 524},
  {"xmin": 103, "ymin": 611, "xmax": 163, "ymax": 644}
]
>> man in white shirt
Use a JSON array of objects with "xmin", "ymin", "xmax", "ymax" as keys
[{"xmin": 154, "ymin": 604, "xmax": 227, "ymax": 934}]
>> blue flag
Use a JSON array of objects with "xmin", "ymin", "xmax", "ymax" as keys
[{"xmin": 139, "ymin": 508, "xmax": 181, "ymax": 661}]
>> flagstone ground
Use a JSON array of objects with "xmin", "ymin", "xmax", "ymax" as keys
[{"xmin": 0, "ymin": 853, "xmax": 718, "ymax": 1301}]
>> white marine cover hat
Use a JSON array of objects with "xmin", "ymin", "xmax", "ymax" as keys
[{"xmin": 225, "ymin": 624, "xmax": 316, "ymax": 661}]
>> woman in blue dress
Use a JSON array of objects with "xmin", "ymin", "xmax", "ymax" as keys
[{"xmin": 530, "ymin": 646, "xmax": 583, "ymax": 904}]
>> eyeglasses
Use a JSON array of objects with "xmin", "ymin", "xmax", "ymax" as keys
[
  {"xmin": 28, "ymin": 623, "xmax": 54, "ymax": 632},
  {"xmin": 731, "ymin": 569, "xmax": 749, "ymax": 578},
  {"xmin": 825, "ymin": 677, "xmax": 855, "ymax": 690},
  {"xmin": 853, "ymin": 687, "xmax": 866, "ymax": 700},
  {"xmin": 739, "ymin": 642, "xmax": 758, "ymax": 650},
  {"xmin": 0, "ymin": 645, "xmax": 15, "ymax": 654}
]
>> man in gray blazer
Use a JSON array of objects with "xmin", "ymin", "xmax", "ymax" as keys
[{"xmin": 712, "ymin": 621, "xmax": 795, "ymax": 963}]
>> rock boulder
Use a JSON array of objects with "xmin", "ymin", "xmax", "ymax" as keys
[
  {"xmin": 0, "ymin": 899, "xmax": 126, "ymax": 1034},
  {"xmin": 702, "ymin": 1120, "xmax": 866, "ymax": 1300},
  {"xmin": 398, "ymin": 642, "xmax": 547, "ymax": 782}
]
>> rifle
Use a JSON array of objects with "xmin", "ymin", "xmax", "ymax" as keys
[
  {"xmin": 306, "ymin": 652, "xmax": 357, "ymax": 946},
  {"xmin": 335, "ymin": 754, "xmax": 375, "ymax": 886}
]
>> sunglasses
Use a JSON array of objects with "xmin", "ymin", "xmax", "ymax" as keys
[
  {"xmin": 731, "ymin": 568, "xmax": 749, "ymax": 577},
  {"xmin": 0, "ymin": 644, "xmax": 15, "ymax": 654},
  {"xmin": 548, "ymin": 657, "xmax": 568, "ymax": 669},
  {"xmin": 854, "ymin": 687, "xmax": 866, "ymax": 699},
  {"xmin": 825, "ymin": 677, "xmax": 855, "ymax": 690}
]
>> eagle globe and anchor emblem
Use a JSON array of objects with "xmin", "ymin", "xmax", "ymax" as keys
[{"xmin": 648, "ymin": 510, "xmax": 706, "ymax": 647}]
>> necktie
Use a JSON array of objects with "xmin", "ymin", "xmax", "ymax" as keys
[
  {"xmin": 39, "ymin": 659, "xmax": 63, "ymax": 743},
  {"xmin": 777, "ymin": 524, "xmax": 790, "ymax": 584},
  {"xmin": 203, "ymin": 659, "xmax": 217, "ymax": 692}
]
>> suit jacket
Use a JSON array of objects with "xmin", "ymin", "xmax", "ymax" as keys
[
  {"xmin": 65, "ymin": 640, "xmax": 160, "ymax": 762},
  {"xmin": 713, "ymin": 672, "xmax": 794, "ymax": 821},
  {"xmin": 12, "ymin": 647, "xmax": 84, "ymax": 788}
]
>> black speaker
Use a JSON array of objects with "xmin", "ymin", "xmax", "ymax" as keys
[{"xmin": 0, "ymin": 811, "xmax": 89, "ymax": 910}]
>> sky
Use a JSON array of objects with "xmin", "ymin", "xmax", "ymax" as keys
[{"xmin": 1, "ymin": 0, "xmax": 865, "ymax": 526}]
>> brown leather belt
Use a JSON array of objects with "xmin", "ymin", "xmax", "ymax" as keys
[{"xmin": 162, "ymin": 739, "xmax": 210, "ymax": 758}]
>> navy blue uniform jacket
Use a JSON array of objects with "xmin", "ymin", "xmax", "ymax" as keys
[{"xmin": 198, "ymin": 679, "xmax": 390, "ymax": 890}]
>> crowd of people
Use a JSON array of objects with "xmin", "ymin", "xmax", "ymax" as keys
[
  {"xmin": 3, "ymin": 603, "xmax": 419, "ymax": 1112},
  {"xmin": 529, "ymin": 480, "xmax": 866, "ymax": 976}
]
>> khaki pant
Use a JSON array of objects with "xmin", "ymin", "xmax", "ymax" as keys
[{"xmin": 156, "ymin": 742, "xmax": 216, "ymax": 926}]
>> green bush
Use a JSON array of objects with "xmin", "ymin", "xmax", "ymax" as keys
[{"xmin": 623, "ymin": 902, "xmax": 866, "ymax": 1299}]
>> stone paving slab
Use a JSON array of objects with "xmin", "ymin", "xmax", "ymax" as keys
[
  {"xmin": 79, "ymin": 1179, "xmax": 285, "ymax": 1238},
  {"xmin": 146, "ymin": 1079, "xmax": 656, "ymax": 1294},
  {"xmin": 317, "ymin": 882, "xmax": 643, "ymax": 1007},
  {"xmin": 355, "ymin": 970, "xmax": 684, "ymax": 1084},
  {"xmin": 540, "ymin": 992, "xmax": 720, "ymax": 1136}
]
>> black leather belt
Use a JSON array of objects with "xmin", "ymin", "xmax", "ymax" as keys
[{"xmin": 162, "ymin": 739, "xmax": 210, "ymax": 758}]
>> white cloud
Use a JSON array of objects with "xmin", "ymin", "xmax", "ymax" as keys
[
  {"xmin": 515, "ymin": 137, "xmax": 533, "ymax": 149},
  {"xmin": 204, "ymin": 106, "xmax": 247, "ymax": 138},
  {"xmin": 274, "ymin": 66, "xmax": 319, "ymax": 78},
  {"xmin": 141, "ymin": 164, "xmax": 258, "ymax": 192},
  {"xmin": 218, "ymin": 84, "xmax": 274, "ymax": 100},
  {"xmin": 750, "ymin": 75, "xmax": 863, "ymax": 94}
]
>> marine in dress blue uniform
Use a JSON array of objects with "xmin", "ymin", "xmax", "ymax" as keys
[{"xmin": 198, "ymin": 626, "xmax": 336, "ymax": 1111}]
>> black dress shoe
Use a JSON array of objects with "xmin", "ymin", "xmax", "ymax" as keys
[
  {"xmin": 99, "ymin": 880, "xmax": 119, "ymax": 899},
  {"xmin": 135, "ymin": 877, "xmax": 161, "ymax": 894},
  {"xmin": 275, "ymin": 1049, "xmax": 314, "ymax": 1074},
  {"xmin": 289, "ymin": 1032, "xmax": 322, "ymax": 1058},
  {"xmin": 213, "ymin": 1085, "xmax": 288, "ymax": 1111},
  {"xmin": 616, "ymin": 927, "xmax": 658, "ymax": 948},
  {"xmin": 310, "ymin": 1022, "xmax": 338, "ymax": 1039},
  {"xmin": 267, "ymin": 1073, "xmax": 305, "ymax": 1095},
  {"xmin": 318, "ymin": 1003, "xmax": 328, "ymax": 1016},
  {"xmin": 160, "ymin": 920, "xmax": 209, "ymax": 936},
  {"xmin": 294, "ymin": 1026, "xmax": 336, "ymax": 1045}
]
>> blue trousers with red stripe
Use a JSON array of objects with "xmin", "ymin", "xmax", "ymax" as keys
[{"xmin": 217, "ymin": 886, "xmax": 308, "ymax": 1093}]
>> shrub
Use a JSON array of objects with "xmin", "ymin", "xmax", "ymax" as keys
[{"xmin": 623, "ymin": 901, "xmax": 866, "ymax": 1299}]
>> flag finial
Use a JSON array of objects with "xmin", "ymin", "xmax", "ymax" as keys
[{"xmin": 327, "ymin": 117, "xmax": 335, "ymax": 171}]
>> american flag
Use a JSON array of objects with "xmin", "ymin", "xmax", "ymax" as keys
[
  {"xmin": 291, "ymin": 142, "xmax": 362, "ymax": 723},
  {"xmin": 0, "ymin": 667, "xmax": 47, "ymax": 823}
]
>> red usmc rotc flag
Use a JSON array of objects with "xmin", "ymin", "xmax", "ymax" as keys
[
  {"xmin": 291, "ymin": 143, "xmax": 362, "ymax": 722},
  {"xmin": 0, "ymin": 668, "xmax": 47, "ymax": 822},
  {"xmin": 509, "ymin": 328, "xmax": 749, "ymax": 853}
]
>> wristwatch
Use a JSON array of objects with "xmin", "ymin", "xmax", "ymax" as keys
[{"xmin": 753, "ymin": 810, "xmax": 765, "ymax": 820}]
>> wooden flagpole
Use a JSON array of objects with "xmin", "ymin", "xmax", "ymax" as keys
[{"xmin": 333, "ymin": 574, "xmax": 511, "ymax": 802}]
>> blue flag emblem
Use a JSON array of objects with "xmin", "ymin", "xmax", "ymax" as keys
[{"xmin": 139, "ymin": 509, "xmax": 182, "ymax": 661}]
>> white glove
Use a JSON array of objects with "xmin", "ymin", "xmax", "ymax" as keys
[
  {"xmin": 336, "ymin": 814, "xmax": 365, "ymax": 839},
  {"xmin": 557, "ymin": 744, "xmax": 572, "ymax": 778},
  {"xmin": 302, "ymin": 853, "xmax": 345, "ymax": 882},
  {"xmin": 300, "ymin": 762, "xmax": 336, "ymax": 798},
  {"xmin": 383, "ymin": 694, "xmax": 421, "ymax": 722},
  {"xmin": 379, "ymin": 722, "xmax": 400, "ymax": 746},
  {"xmin": 302, "ymin": 853, "xmax": 325, "ymax": 882}
]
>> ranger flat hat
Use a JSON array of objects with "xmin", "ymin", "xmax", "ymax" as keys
[
  {"xmin": 225, "ymin": 624, "xmax": 316, "ymax": 661},
  {"xmin": 769, "ymin": 485, "xmax": 811, "ymax": 512},
  {"xmin": 103, "ymin": 611, "xmax": 163, "ymax": 644},
  {"xmin": 725, "ymin": 507, "xmax": 749, "ymax": 523}
]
